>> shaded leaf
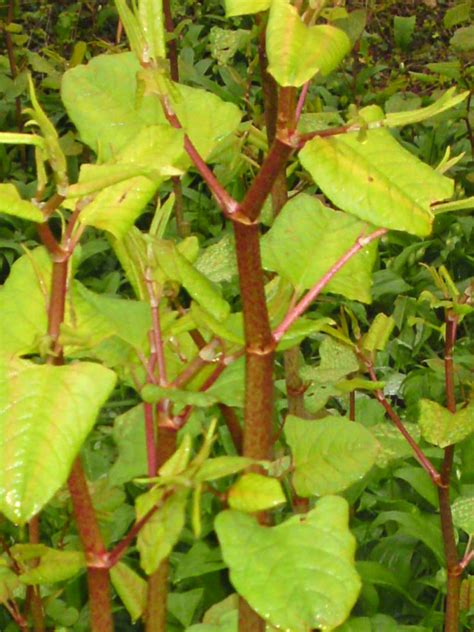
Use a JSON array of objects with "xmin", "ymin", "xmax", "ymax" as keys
[
  {"xmin": 215, "ymin": 497, "xmax": 360, "ymax": 632},
  {"xmin": 369, "ymin": 422, "xmax": 421, "ymax": 468},
  {"xmin": 286, "ymin": 415, "xmax": 379, "ymax": 497},
  {"xmin": 261, "ymin": 194, "xmax": 378, "ymax": 303},
  {"xmin": 110, "ymin": 562, "xmax": 147, "ymax": 623},
  {"xmin": 418, "ymin": 399, "xmax": 474, "ymax": 448},
  {"xmin": 452, "ymin": 495, "xmax": 474, "ymax": 535}
]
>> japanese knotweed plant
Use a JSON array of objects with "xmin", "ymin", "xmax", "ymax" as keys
[{"xmin": 0, "ymin": 1, "xmax": 473, "ymax": 632}]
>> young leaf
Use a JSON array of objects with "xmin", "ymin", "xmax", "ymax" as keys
[
  {"xmin": 285, "ymin": 415, "xmax": 379, "ymax": 496},
  {"xmin": 15, "ymin": 547, "xmax": 85, "ymax": 585},
  {"xmin": 225, "ymin": 0, "xmax": 271, "ymax": 17},
  {"xmin": 0, "ymin": 356, "xmax": 116, "ymax": 524},
  {"xmin": 141, "ymin": 384, "xmax": 217, "ymax": 408},
  {"xmin": 114, "ymin": 0, "xmax": 146, "ymax": 60},
  {"xmin": 0, "ymin": 184, "xmax": 44, "ymax": 222},
  {"xmin": 194, "ymin": 457, "xmax": 254, "ymax": 483},
  {"xmin": 418, "ymin": 400, "xmax": 474, "ymax": 448},
  {"xmin": 261, "ymin": 194, "xmax": 378, "ymax": 302},
  {"xmin": 227, "ymin": 473, "xmax": 286, "ymax": 513},
  {"xmin": 362, "ymin": 313, "xmax": 395, "ymax": 352},
  {"xmin": 384, "ymin": 88, "xmax": 468, "ymax": 128},
  {"xmin": 215, "ymin": 496, "xmax": 361, "ymax": 631},
  {"xmin": 110, "ymin": 562, "xmax": 147, "ymax": 623},
  {"xmin": 138, "ymin": 0, "xmax": 166, "ymax": 61},
  {"xmin": 299, "ymin": 106, "xmax": 454, "ymax": 236},
  {"xmin": 136, "ymin": 487, "xmax": 188, "ymax": 574},
  {"xmin": 266, "ymin": 0, "xmax": 351, "ymax": 87}
]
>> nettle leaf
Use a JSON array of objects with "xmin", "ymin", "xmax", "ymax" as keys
[
  {"xmin": 451, "ymin": 495, "xmax": 474, "ymax": 536},
  {"xmin": 266, "ymin": 0, "xmax": 351, "ymax": 87},
  {"xmin": 370, "ymin": 423, "xmax": 421, "ymax": 468},
  {"xmin": 0, "ymin": 184, "xmax": 44, "ymax": 222},
  {"xmin": 61, "ymin": 52, "xmax": 241, "ymax": 163},
  {"xmin": 299, "ymin": 106, "xmax": 454, "ymax": 236},
  {"xmin": 215, "ymin": 496, "xmax": 361, "ymax": 631},
  {"xmin": 227, "ymin": 474, "xmax": 286, "ymax": 513},
  {"xmin": 136, "ymin": 487, "xmax": 188, "ymax": 574},
  {"xmin": 110, "ymin": 562, "xmax": 147, "ymax": 623},
  {"xmin": 14, "ymin": 546, "xmax": 85, "ymax": 585},
  {"xmin": 225, "ymin": 0, "xmax": 271, "ymax": 17},
  {"xmin": 261, "ymin": 194, "xmax": 378, "ymax": 303},
  {"xmin": 0, "ymin": 247, "xmax": 50, "ymax": 356},
  {"xmin": 0, "ymin": 356, "xmax": 116, "ymax": 524},
  {"xmin": 285, "ymin": 415, "xmax": 379, "ymax": 497},
  {"xmin": 418, "ymin": 399, "xmax": 474, "ymax": 448}
]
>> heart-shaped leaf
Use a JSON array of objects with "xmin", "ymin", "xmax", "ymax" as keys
[
  {"xmin": 266, "ymin": 0, "xmax": 351, "ymax": 87},
  {"xmin": 0, "ymin": 355, "xmax": 116, "ymax": 524},
  {"xmin": 227, "ymin": 473, "xmax": 286, "ymax": 513},
  {"xmin": 285, "ymin": 415, "xmax": 379, "ymax": 496},
  {"xmin": 299, "ymin": 106, "xmax": 454, "ymax": 236},
  {"xmin": 215, "ymin": 496, "xmax": 361, "ymax": 631}
]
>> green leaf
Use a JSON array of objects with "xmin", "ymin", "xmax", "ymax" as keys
[
  {"xmin": 0, "ymin": 356, "xmax": 116, "ymax": 524},
  {"xmin": 393, "ymin": 16, "xmax": 416, "ymax": 50},
  {"xmin": 444, "ymin": 2, "xmax": 472, "ymax": 28},
  {"xmin": 450, "ymin": 25, "xmax": 474, "ymax": 52},
  {"xmin": 215, "ymin": 497, "xmax": 361, "ymax": 631},
  {"xmin": 206, "ymin": 357, "xmax": 245, "ymax": 408},
  {"xmin": 195, "ymin": 457, "xmax": 255, "ymax": 483},
  {"xmin": 418, "ymin": 400, "xmax": 474, "ymax": 448},
  {"xmin": 227, "ymin": 474, "xmax": 286, "ymax": 513},
  {"xmin": 266, "ymin": 0, "xmax": 351, "ymax": 87},
  {"xmin": 432, "ymin": 196, "xmax": 474, "ymax": 214},
  {"xmin": 371, "ymin": 510, "xmax": 444, "ymax": 565},
  {"xmin": 115, "ymin": 0, "xmax": 146, "ymax": 60},
  {"xmin": 110, "ymin": 562, "xmax": 147, "ymax": 622},
  {"xmin": 138, "ymin": 0, "xmax": 166, "ymax": 61},
  {"xmin": 141, "ymin": 384, "xmax": 217, "ymax": 408},
  {"xmin": 261, "ymin": 194, "xmax": 378, "ymax": 302},
  {"xmin": 0, "ymin": 184, "xmax": 44, "ymax": 222},
  {"xmin": 74, "ymin": 125, "xmax": 184, "ymax": 239},
  {"xmin": 336, "ymin": 379, "xmax": 384, "ymax": 393},
  {"xmin": 362, "ymin": 314, "xmax": 395, "ymax": 352},
  {"xmin": 195, "ymin": 234, "xmax": 238, "ymax": 283},
  {"xmin": 451, "ymin": 495, "xmax": 474, "ymax": 535},
  {"xmin": 285, "ymin": 415, "xmax": 379, "ymax": 497},
  {"xmin": 109, "ymin": 404, "xmax": 147, "ymax": 486},
  {"xmin": 299, "ymin": 106, "xmax": 454, "ymax": 236},
  {"xmin": 384, "ymin": 88, "xmax": 468, "ymax": 128},
  {"xmin": 61, "ymin": 52, "xmax": 241, "ymax": 163},
  {"xmin": 136, "ymin": 487, "xmax": 188, "ymax": 574},
  {"xmin": 169, "ymin": 588, "xmax": 204, "ymax": 627},
  {"xmin": 369, "ymin": 422, "xmax": 421, "ymax": 468},
  {"xmin": 225, "ymin": 0, "xmax": 271, "ymax": 17},
  {"xmin": 0, "ymin": 563, "xmax": 22, "ymax": 605},
  {"xmin": 13, "ymin": 546, "xmax": 85, "ymax": 585},
  {"xmin": 0, "ymin": 247, "xmax": 50, "ymax": 356}
]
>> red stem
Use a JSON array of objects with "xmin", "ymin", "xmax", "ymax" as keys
[
  {"xmin": 144, "ymin": 402, "xmax": 157, "ymax": 477},
  {"xmin": 439, "ymin": 312, "xmax": 461, "ymax": 632},
  {"xmin": 363, "ymin": 359, "xmax": 441, "ymax": 485},
  {"xmin": 295, "ymin": 81, "xmax": 310, "ymax": 123},
  {"xmin": 273, "ymin": 229, "xmax": 387, "ymax": 341}
]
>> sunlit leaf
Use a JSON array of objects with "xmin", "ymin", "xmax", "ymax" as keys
[
  {"xmin": 266, "ymin": 0, "xmax": 351, "ymax": 87},
  {"xmin": 0, "ymin": 184, "xmax": 44, "ymax": 222},
  {"xmin": 299, "ymin": 106, "xmax": 454, "ymax": 236},
  {"xmin": 225, "ymin": 0, "xmax": 271, "ymax": 17},
  {"xmin": 227, "ymin": 473, "xmax": 286, "ymax": 513},
  {"xmin": 0, "ymin": 355, "xmax": 116, "ymax": 524}
]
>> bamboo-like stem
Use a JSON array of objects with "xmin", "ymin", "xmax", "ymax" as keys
[
  {"xmin": 144, "ymin": 402, "xmax": 157, "ymax": 477},
  {"xmin": 439, "ymin": 312, "xmax": 461, "ymax": 632},
  {"xmin": 145, "ymin": 427, "xmax": 177, "ymax": 632},
  {"xmin": 39, "ymin": 204, "xmax": 114, "ymax": 632},
  {"xmin": 273, "ymin": 229, "xmax": 387, "ymax": 341}
]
